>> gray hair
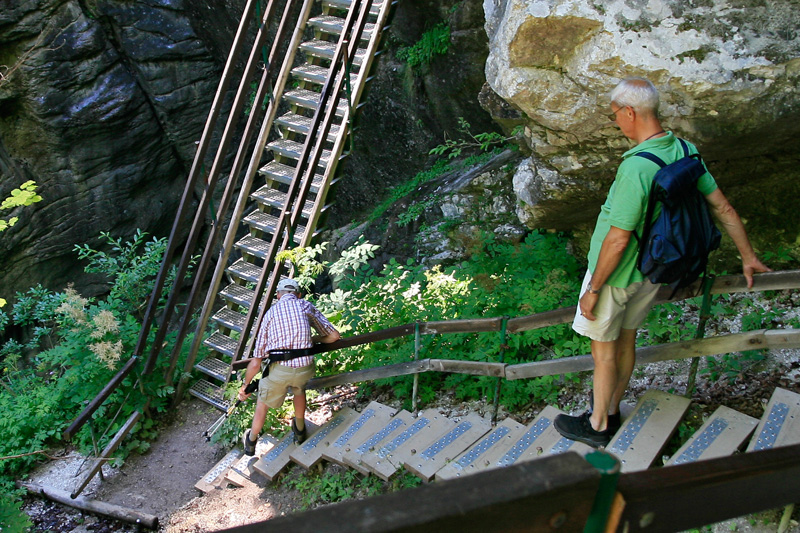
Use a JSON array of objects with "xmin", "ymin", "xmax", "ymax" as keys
[{"xmin": 610, "ymin": 77, "xmax": 659, "ymax": 117}]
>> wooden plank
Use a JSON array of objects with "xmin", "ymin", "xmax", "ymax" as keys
[
  {"xmin": 195, "ymin": 448, "xmax": 245, "ymax": 493},
  {"xmin": 422, "ymin": 317, "xmax": 503, "ymax": 334},
  {"xmin": 746, "ymin": 387, "xmax": 800, "ymax": 452},
  {"xmin": 617, "ymin": 442, "xmax": 800, "ymax": 533},
  {"xmin": 20, "ymin": 482, "xmax": 159, "ymax": 530},
  {"xmin": 666, "ymin": 406, "xmax": 758, "ymax": 466},
  {"xmin": 252, "ymin": 419, "xmax": 320, "ymax": 482},
  {"xmin": 435, "ymin": 417, "xmax": 525, "ymax": 481},
  {"xmin": 221, "ymin": 452, "xmax": 601, "ymax": 533},
  {"xmin": 505, "ymin": 329, "xmax": 800, "ymax": 381},
  {"xmin": 321, "ymin": 401, "xmax": 397, "ymax": 466},
  {"xmin": 427, "ymin": 359, "xmax": 506, "ymax": 377},
  {"xmin": 405, "ymin": 412, "xmax": 492, "ymax": 482},
  {"xmin": 341, "ymin": 409, "xmax": 416, "ymax": 475},
  {"xmin": 493, "ymin": 406, "xmax": 567, "ymax": 468},
  {"xmin": 290, "ymin": 407, "xmax": 357, "ymax": 469},
  {"xmin": 225, "ymin": 434, "xmax": 279, "ymax": 486},
  {"xmin": 305, "ymin": 360, "xmax": 429, "ymax": 389},
  {"xmin": 358, "ymin": 409, "xmax": 450, "ymax": 481},
  {"xmin": 71, "ymin": 411, "xmax": 142, "ymax": 498},
  {"xmin": 606, "ymin": 390, "xmax": 691, "ymax": 472}
]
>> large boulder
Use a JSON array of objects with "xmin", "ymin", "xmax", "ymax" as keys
[{"xmin": 482, "ymin": 0, "xmax": 800, "ymax": 264}]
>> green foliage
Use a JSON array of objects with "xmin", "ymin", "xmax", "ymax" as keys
[
  {"xmin": 430, "ymin": 117, "xmax": 522, "ymax": 160},
  {"xmin": 0, "ymin": 231, "xmax": 188, "ymax": 510},
  {"xmin": 307, "ymin": 230, "xmax": 586, "ymax": 410},
  {"xmin": 396, "ymin": 22, "xmax": 450, "ymax": 69},
  {"xmin": 282, "ymin": 468, "xmax": 417, "ymax": 510},
  {"xmin": 0, "ymin": 491, "xmax": 32, "ymax": 533},
  {"xmin": 367, "ymin": 159, "xmax": 451, "ymax": 224},
  {"xmin": 0, "ymin": 180, "xmax": 42, "ymax": 233}
]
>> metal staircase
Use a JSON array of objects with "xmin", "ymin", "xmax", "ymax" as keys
[{"xmin": 182, "ymin": 0, "xmax": 396, "ymax": 410}]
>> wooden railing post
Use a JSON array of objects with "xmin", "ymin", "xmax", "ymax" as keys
[
  {"xmin": 491, "ymin": 317, "xmax": 508, "ymax": 424},
  {"xmin": 412, "ymin": 322, "xmax": 421, "ymax": 412}
]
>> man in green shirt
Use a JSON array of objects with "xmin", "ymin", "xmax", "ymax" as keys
[{"xmin": 554, "ymin": 77, "xmax": 770, "ymax": 448}]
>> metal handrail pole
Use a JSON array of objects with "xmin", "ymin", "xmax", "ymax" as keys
[
  {"xmin": 179, "ymin": 0, "xmax": 317, "ymax": 391},
  {"xmin": 133, "ymin": 0, "xmax": 258, "ymax": 360},
  {"xmin": 162, "ymin": 0, "xmax": 296, "ymax": 388},
  {"xmin": 142, "ymin": 0, "xmax": 281, "ymax": 375}
]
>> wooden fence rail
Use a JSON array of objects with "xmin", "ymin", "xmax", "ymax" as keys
[{"xmin": 217, "ymin": 443, "xmax": 800, "ymax": 533}]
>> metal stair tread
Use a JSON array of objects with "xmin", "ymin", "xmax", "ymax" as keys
[
  {"xmin": 204, "ymin": 331, "xmax": 238, "ymax": 358},
  {"xmin": 321, "ymin": 0, "xmax": 384, "ymax": 15},
  {"xmin": 220, "ymin": 283, "xmax": 255, "ymax": 308},
  {"xmin": 258, "ymin": 161, "xmax": 324, "ymax": 191},
  {"xmin": 308, "ymin": 15, "xmax": 375, "ymax": 38},
  {"xmin": 268, "ymin": 138, "xmax": 332, "ymax": 164},
  {"xmin": 299, "ymin": 39, "xmax": 367, "ymax": 64},
  {"xmin": 188, "ymin": 379, "xmax": 229, "ymax": 412},
  {"xmin": 275, "ymin": 112, "xmax": 341, "ymax": 138},
  {"xmin": 227, "ymin": 259, "xmax": 262, "ymax": 284},
  {"xmin": 234, "ymin": 234, "xmax": 273, "ymax": 259},
  {"xmin": 195, "ymin": 357, "xmax": 230, "ymax": 381},
  {"xmin": 243, "ymin": 210, "xmax": 308, "ymax": 240},
  {"xmin": 282, "ymin": 88, "xmax": 348, "ymax": 115},
  {"xmin": 251, "ymin": 184, "xmax": 316, "ymax": 215},
  {"xmin": 211, "ymin": 307, "xmax": 246, "ymax": 332}
]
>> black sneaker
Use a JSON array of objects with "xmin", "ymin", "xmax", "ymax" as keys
[
  {"xmin": 554, "ymin": 411, "xmax": 613, "ymax": 448},
  {"xmin": 242, "ymin": 429, "xmax": 257, "ymax": 456},
  {"xmin": 588, "ymin": 392, "xmax": 622, "ymax": 434},
  {"xmin": 292, "ymin": 418, "xmax": 307, "ymax": 445}
]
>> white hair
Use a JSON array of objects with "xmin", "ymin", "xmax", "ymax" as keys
[{"xmin": 610, "ymin": 77, "xmax": 660, "ymax": 117}]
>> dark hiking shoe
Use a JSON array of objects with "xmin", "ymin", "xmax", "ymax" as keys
[
  {"xmin": 588, "ymin": 392, "xmax": 622, "ymax": 434},
  {"xmin": 554, "ymin": 411, "xmax": 613, "ymax": 449},
  {"xmin": 242, "ymin": 429, "xmax": 257, "ymax": 456},
  {"xmin": 292, "ymin": 418, "xmax": 307, "ymax": 445}
]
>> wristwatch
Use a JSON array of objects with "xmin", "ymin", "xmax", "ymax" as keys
[{"xmin": 586, "ymin": 283, "xmax": 601, "ymax": 295}]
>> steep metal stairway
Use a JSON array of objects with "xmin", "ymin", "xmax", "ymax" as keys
[
  {"xmin": 185, "ymin": 0, "xmax": 395, "ymax": 411},
  {"xmin": 196, "ymin": 387, "xmax": 800, "ymax": 492}
]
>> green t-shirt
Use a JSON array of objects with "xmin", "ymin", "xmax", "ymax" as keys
[{"xmin": 587, "ymin": 131, "xmax": 718, "ymax": 288}]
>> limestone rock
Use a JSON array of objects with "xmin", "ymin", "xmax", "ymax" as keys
[{"xmin": 483, "ymin": 0, "xmax": 800, "ymax": 261}]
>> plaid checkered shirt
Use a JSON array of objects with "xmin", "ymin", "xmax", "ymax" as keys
[{"xmin": 253, "ymin": 293, "xmax": 337, "ymax": 368}]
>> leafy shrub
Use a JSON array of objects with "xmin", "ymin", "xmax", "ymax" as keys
[{"xmin": 397, "ymin": 22, "xmax": 450, "ymax": 69}]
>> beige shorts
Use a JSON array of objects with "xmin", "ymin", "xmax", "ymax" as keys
[
  {"xmin": 572, "ymin": 270, "xmax": 660, "ymax": 342},
  {"xmin": 257, "ymin": 362, "xmax": 315, "ymax": 409}
]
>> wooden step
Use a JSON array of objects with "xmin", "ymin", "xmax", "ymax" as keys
[
  {"xmin": 203, "ymin": 331, "xmax": 238, "ymax": 358},
  {"xmin": 290, "ymin": 407, "xmax": 358, "ymax": 469},
  {"xmin": 746, "ymin": 387, "xmax": 800, "ymax": 452},
  {"xmin": 299, "ymin": 39, "xmax": 367, "ymax": 66},
  {"xmin": 666, "ymin": 406, "xmax": 758, "ymax": 466},
  {"xmin": 188, "ymin": 379, "xmax": 228, "ymax": 412},
  {"xmin": 195, "ymin": 448, "xmax": 244, "ymax": 493},
  {"xmin": 606, "ymin": 389, "xmax": 691, "ymax": 472},
  {"xmin": 341, "ymin": 409, "xmax": 416, "ymax": 475},
  {"xmin": 321, "ymin": 401, "xmax": 398, "ymax": 466},
  {"xmin": 225, "ymin": 434, "xmax": 278, "ymax": 487},
  {"xmin": 251, "ymin": 419, "xmax": 319, "ymax": 482},
  {"xmin": 195, "ymin": 357, "xmax": 229, "ymax": 382},
  {"xmin": 404, "ymin": 412, "xmax": 492, "ymax": 482},
  {"xmin": 493, "ymin": 406, "xmax": 577, "ymax": 469},
  {"xmin": 434, "ymin": 417, "xmax": 525, "ymax": 481},
  {"xmin": 226, "ymin": 259, "xmax": 262, "ymax": 284},
  {"xmin": 251, "ymin": 182, "xmax": 316, "ymax": 215},
  {"xmin": 274, "ymin": 112, "xmax": 341, "ymax": 139},
  {"xmin": 220, "ymin": 283, "xmax": 255, "ymax": 308},
  {"xmin": 211, "ymin": 307, "xmax": 246, "ymax": 332},
  {"xmin": 258, "ymin": 161, "xmax": 325, "ymax": 192},
  {"xmin": 308, "ymin": 15, "xmax": 375, "ymax": 40},
  {"xmin": 243, "ymin": 210, "xmax": 307, "ymax": 242},
  {"xmin": 268, "ymin": 138, "xmax": 332, "ymax": 165},
  {"xmin": 358, "ymin": 409, "xmax": 451, "ymax": 481},
  {"xmin": 282, "ymin": 88, "xmax": 348, "ymax": 116}
]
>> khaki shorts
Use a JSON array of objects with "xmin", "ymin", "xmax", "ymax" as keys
[
  {"xmin": 257, "ymin": 362, "xmax": 315, "ymax": 409},
  {"xmin": 572, "ymin": 269, "xmax": 660, "ymax": 342}
]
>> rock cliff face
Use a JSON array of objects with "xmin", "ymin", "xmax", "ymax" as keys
[
  {"xmin": 482, "ymin": 0, "xmax": 800, "ymax": 264},
  {"xmin": 0, "ymin": 0, "xmax": 243, "ymax": 294}
]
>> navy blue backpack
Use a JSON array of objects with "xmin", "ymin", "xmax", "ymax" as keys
[{"xmin": 635, "ymin": 138, "xmax": 722, "ymax": 291}]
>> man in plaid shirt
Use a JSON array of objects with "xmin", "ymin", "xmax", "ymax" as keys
[{"xmin": 238, "ymin": 278, "xmax": 340, "ymax": 455}]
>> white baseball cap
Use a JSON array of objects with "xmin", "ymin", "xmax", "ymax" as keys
[{"xmin": 276, "ymin": 278, "xmax": 299, "ymax": 292}]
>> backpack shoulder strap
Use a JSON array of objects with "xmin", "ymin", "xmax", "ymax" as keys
[{"xmin": 635, "ymin": 151, "xmax": 666, "ymax": 168}]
